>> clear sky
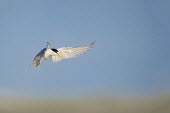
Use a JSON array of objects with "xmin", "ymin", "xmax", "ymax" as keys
[{"xmin": 0, "ymin": 0, "xmax": 170, "ymax": 97}]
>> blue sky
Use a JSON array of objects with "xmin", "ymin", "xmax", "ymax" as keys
[{"xmin": 0, "ymin": 0, "xmax": 170, "ymax": 97}]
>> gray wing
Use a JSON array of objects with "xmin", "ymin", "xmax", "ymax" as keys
[{"xmin": 33, "ymin": 48, "xmax": 46, "ymax": 61}]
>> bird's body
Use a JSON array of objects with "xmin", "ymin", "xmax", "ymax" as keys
[{"xmin": 32, "ymin": 41, "xmax": 95, "ymax": 67}]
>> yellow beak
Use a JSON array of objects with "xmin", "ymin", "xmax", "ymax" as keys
[{"xmin": 57, "ymin": 53, "xmax": 62, "ymax": 58}]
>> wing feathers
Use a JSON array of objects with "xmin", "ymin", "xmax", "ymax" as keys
[
  {"xmin": 52, "ymin": 55, "xmax": 62, "ymax": 62},
  {"xmin": 52, "ymin": 41, "xmax": 95, "ymax": 62}
]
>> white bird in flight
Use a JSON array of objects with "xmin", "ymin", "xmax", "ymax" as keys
[{"xmin": 32, "ymin": 41, "xmax": 95, "ymax": 67}]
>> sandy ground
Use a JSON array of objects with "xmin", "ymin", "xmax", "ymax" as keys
[{"xmin": 0, "ymin": 96, "xmax": 170, "ymax": 113}]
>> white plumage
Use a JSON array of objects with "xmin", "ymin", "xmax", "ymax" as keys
[{"xmin": 32, "ymin": 41, "xmax": 95, "ymax": 67}]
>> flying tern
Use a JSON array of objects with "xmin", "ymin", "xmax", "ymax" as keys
[{"xmin": 32, "ymin": 41, "xmax": 95, "ymax": 67}]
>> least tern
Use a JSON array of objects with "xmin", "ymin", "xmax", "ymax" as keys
[{"xmin": 32, "ymin": 41, "xmax": 95, "ymax": 67}]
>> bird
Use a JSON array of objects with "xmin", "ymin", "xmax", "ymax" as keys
[{"xmin": 32, "ymin": 41, "xmax": 95, "ymax": 67}]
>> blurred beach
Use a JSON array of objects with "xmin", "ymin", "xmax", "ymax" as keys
[{"xmin": 0, "ymin": 95, "xmax": 170, "ymax": 113}]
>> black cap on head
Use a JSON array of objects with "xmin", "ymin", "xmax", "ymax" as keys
[{"xmin": 51, "ymin": 49, "xmax": 58, "ymax": 53}]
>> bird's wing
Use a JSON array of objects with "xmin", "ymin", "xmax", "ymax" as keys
[
  {"xmin": 51, "ymin": 55, "xmax": 61, "ymax": 62},
  {"xmin": 51, "ymin": 41, "xmax": 95, "ymax": 63}
]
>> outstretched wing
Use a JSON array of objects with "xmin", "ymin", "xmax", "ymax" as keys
[{"xmin": 51, "ymin": 41, "xmax": 95, "ymax": 63}]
